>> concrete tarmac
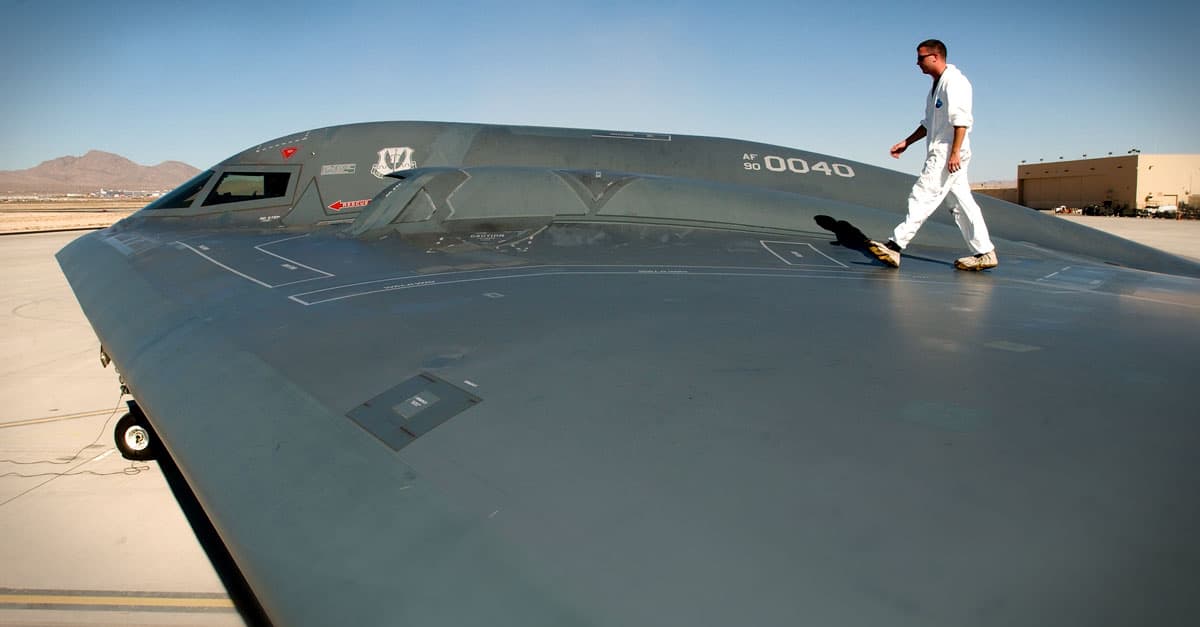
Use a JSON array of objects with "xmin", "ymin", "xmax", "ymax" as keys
[
  {"xmin": 0, "ymin": 231, "xmax": 242, "ymax": 626},
  {"xmin": 1053, "ymin": 214, "xmax": 1199, "ymax": 262}
]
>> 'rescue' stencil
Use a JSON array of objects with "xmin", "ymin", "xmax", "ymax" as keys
[{"xmin": 328, "ymin": 199, "xmax": 370, "ymax": 211}]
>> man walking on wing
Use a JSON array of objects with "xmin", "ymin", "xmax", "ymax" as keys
[{"xmin": 869, "ymin": 39, "xmax": 998, "ymax": 271}]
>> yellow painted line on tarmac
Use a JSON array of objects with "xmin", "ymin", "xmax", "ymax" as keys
[
  {"xmin": 0, "ymin": 589, "xmax": 234, "ymax": 611},
  {"xmin": 0, "ymin": 408, "xmax": 116, "ymax": 429}
]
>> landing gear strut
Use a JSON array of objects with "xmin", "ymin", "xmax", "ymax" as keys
[{"xmin": 114, "ymin": 401, "xmax": 158, "ymax": 461}]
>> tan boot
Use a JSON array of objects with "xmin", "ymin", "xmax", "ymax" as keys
[
  {"xmin": 867, "ymin": 240, "xmax": 901, "ymax": 268},
  {"xmin": 955, "ymin": 250, "xmax": 998, "ymax": 271}
]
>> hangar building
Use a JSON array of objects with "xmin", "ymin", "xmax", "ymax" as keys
[{"xmin": 1016, "ymin": 154, "xmax": 1200, "ymax": 211}]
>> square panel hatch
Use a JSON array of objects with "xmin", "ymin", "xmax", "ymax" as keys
[{"xmin": 347, "ymin": 372, "xmax": 481, "ymax": 451}]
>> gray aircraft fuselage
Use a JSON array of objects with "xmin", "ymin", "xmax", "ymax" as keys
[{"xmin": 56, "ymin": 121, "xmax": 1200, "ymax": 626}]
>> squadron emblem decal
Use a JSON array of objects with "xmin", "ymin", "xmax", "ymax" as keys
[{"xmin": 370, "ymin": 147, "xmax": 417, "ymax": 178}]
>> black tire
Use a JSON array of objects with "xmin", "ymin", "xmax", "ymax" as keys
[{"xmin": 114, "ymin": 411, "xmax": 157, "ymax": 461}]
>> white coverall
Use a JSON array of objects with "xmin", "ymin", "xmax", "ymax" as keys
[{"xmin": 892, "ymin": 63, "xmax": 995, "ymax": 254}]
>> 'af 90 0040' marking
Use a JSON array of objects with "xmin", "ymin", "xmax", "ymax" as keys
[{"xmin": 741, "ymin": 153, "xmax": 855, "ymax": 177}]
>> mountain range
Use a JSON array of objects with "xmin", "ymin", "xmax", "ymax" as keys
[{"xmin": 0, "ymin": 151, "xmax": 200, "ymax": 194}]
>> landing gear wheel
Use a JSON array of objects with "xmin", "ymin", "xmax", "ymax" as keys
[{"xmin": 114, "ymin": 410, "xmax": 157, "ymax": 461}]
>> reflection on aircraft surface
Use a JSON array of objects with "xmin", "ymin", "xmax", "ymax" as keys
[{"xmin": 58, "ymin": 122, "xmax": 1200, "ymax": 626}]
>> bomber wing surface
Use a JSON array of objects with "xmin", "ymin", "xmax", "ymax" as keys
[{"xmin": 58, "ymin": 122, "xmax": 1200, "ymax": 626}]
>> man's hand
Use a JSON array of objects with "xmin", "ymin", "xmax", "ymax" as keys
[
  {"xmin": 893, "ymin": 126, "xmax": 926, "ymax": 159},
  {"xmin": 948, "ymin": 126, "xmax": 967, "ymax": 173}
]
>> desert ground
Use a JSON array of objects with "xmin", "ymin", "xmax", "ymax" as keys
[{"xmin": 0, "ymin": 198, "xmax": 143, "ymax": 234}]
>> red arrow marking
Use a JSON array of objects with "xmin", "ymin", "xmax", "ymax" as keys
[
  {"xmin": 328, "ymin": 199, "xmax": 370, "ymax": 211},
  {"xmin": 281, "ymin": 146, "xmax": 298, "ymax": 159}
]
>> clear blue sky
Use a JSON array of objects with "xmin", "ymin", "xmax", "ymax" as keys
[{"xmin": 1, "ymin": 0, "xmax": 1196, "ymax": 182}]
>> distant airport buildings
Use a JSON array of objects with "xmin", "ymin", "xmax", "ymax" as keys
[{"xmin": 976, "ymin": 153, "xmax": 1200, "ymax": 213}]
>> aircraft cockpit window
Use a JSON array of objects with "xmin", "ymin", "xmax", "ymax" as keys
[
  {"xmin": 143, "ymin": 170, "xmax": 214, "ymax": 210},
  {"xmin": 202, "ymin": 172, "xmax": 291, "ymax": 206}
]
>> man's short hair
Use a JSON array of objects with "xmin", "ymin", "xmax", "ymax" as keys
[{"xmin": 918, "ymin": 39, "xmax": 947, "ymax": 59}]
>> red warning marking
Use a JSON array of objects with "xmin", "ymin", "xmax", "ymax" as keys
[
  {"xmin": 281, "ymin": 146, "xmax": 298, "ymax": 159},
  {"xmin": 328, "ymin": 199, "xmax": 370, "ymax": 211}
]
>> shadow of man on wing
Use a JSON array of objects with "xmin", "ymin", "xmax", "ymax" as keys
[{"xmin": 814, "ymin": 215, "xmax": 953, "ymax": 268}]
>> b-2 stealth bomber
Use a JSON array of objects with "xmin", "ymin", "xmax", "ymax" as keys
[{"xmin": 58, "ymin": 122, "xmax": 1200, "ymax": 626}]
